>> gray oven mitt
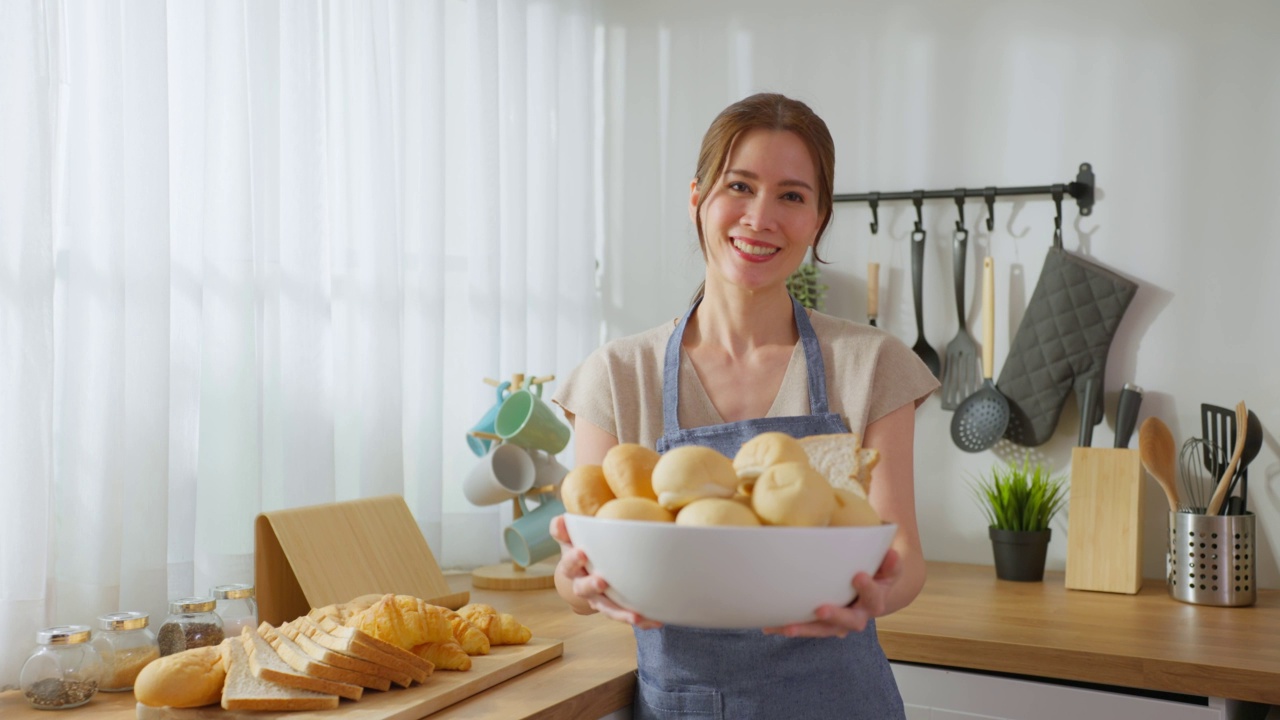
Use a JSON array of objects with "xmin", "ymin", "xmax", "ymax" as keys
[{"xmin": 996, "ymin": 243, "xmax": 1138, "ymax": 447}]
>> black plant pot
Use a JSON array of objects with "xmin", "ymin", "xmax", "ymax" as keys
[{"xmin": 988, "ymin": 527, "xmax": 1051, "ymax": 582}]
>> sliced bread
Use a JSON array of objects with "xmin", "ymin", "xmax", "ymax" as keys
[
  {"xmin": 260, "ymin": 623, "xmax": 392, "ymax": 692},
  {"xmin": 317, "ymin": 615, "xmax": 436, "ymax": 677},
  {"xmin": 281, "ymin": 620, "xmax": 413, "ymax": 687},
  {"xmin": 221, "ymin": 627, "xmax": 338, "ymax": 712},
  {"xmin": 799, "ymin": 433, "xmax": 879, "ymax": 497},
  {"xmin": 242, "ymin": 627, "xmax": 363, "ymax": 701}
]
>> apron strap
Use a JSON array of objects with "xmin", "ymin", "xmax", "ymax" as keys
[{"xmin": 661, "ymin": 296, "xmax": 830, "ymax": 437}]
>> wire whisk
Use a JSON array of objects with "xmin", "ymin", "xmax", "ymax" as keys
[{"xmin": 1178, "ymin": 436, "xmax": 1223, "ymax": 513}]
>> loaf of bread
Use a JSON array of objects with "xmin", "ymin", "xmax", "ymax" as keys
[
  {"xmin": 561, "ymin": 464, "xmax": 615, "ymax": 516},
  {"xmin": 799, "ymin": 433, "xmax": 879, "ymax": 497},
  {"xmin": 222, "ymin": 630, "xmax": 338, "ymax": 711},
  {"xmin": 133, "ymin": 643, "xmax": 227, "ymax": 708},
  {"xmin": 601, "ymin": 443, "xmax": 661, "ymax": 500},
  {"xmin": 241, "ymin": 627, "xmax": 363, "ymax": 701},
  {"xmin": 259, "ymin": 622, "xmax": 392, "ymax": 691}
]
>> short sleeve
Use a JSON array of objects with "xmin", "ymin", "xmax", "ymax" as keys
[
  {"xmin": 866, "ymin": 335, "xmax": 939, "ymax": 425},
  {"xmin": 551, "ymin": 345, "xmax": 619, "ymax": 437}
]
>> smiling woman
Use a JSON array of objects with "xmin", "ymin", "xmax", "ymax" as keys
[{"xmin": 0, "ymin": 0, "xmax": 602, "ymax": 690}]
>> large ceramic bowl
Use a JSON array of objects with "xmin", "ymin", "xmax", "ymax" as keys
[{"xmin": 563, "ymin": 514, "xmax": 897, "ymax": 629}]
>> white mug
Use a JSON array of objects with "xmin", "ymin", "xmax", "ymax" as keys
[
  {"xmin": 528, "ymin": 449, "xmax": 570, "ymax": 489},
  {"xmin": 464, "ymin": 444, "xmax": 536, "ymax": 506}
]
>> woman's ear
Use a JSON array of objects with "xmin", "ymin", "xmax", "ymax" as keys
[{"xmin": 688, "ymin": 179, "xmax": 700, "ymax": 223}]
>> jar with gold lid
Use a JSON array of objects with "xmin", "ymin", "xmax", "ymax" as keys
[
  {"xmin": 20, "ymin": 625, "xmax": 103, "ymax": 710},
  {"xmin": 90, "ymin": 612, "xmax": 159, "ymax": 691},
  {"xmin": 211, "ymin": 583, "xmax": 258, "ymax": 638},
  {"xmin": 157, "ymin": 597, "xmax": 225, "ymax": 656}
]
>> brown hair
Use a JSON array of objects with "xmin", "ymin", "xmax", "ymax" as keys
[{"xmin": 690, "ymin": 93, "xmax": 836, "ymax": 302}]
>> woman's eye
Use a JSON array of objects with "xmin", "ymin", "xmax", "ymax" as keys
[
  {"xmin": 728, "ymin": 181, "xmax": 751, "ymax": 193},
  {"xmin": 783, "ymin": 192, "xmax": 804, "ymax": 203}
]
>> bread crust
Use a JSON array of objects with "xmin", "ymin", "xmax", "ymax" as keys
[{"xmin": 134, "ymin": 643, "xmax": 227, "ymax": 708}]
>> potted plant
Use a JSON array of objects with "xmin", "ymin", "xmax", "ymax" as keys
[
  {"xmin": 786, "ymin": 257, "xmax": 827, "ymax": 311},
  {"xmin": 970, "ymin": 456, "xmax": 1067, "ymax": 582}
]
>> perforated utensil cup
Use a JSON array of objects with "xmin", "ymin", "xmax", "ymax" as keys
[{"xmin": 1167, "ymin": 511, "xmax": 1256, "ymax": 607}]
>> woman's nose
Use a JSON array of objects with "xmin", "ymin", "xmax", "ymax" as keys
[{"xmin": 742, "ymin": 196, "xmax": 778, "ymax": 231}]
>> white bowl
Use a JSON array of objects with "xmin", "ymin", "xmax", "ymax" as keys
[{"xmin": 563, "ymin": 514, "xmax": 897, "ymax": 629}]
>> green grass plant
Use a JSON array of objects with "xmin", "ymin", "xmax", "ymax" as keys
[{"xmin": 970, "ymin": 456, "xmax": 1067, "ymax": 532}]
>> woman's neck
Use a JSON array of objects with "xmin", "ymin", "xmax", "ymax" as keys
[{"xmin": 687, "ymin": 283, "xmax": 798, "ymax": 358}]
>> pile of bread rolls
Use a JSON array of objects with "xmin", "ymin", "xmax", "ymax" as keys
[{"xmin": 561, "ymin": 433, "xmax": 881, "ymax": 527}]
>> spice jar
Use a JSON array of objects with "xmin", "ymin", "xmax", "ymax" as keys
[
  {"xmin": 90, "ymin": 612, "xmax": 159, "ymax": 692},
  {"xmin": 211, "ymin": 584, "xmax": 258, "ymax": 638},
  {"xmin": 20, "ymin": 625, "xmax": 103, "ymax": 710},
  {"xmin": 157, "ymin": 597, "xmax": 225, "ymax": 656}
]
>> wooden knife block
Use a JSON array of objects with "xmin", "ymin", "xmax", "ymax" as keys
[{"xmin": 1065, "ymin": 448, "xmax": 1145, "ymax": 594}]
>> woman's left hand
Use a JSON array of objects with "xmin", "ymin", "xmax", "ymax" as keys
[{"xmin": 762, "ymin": 548, "xmax": 902, "ymax": 638}]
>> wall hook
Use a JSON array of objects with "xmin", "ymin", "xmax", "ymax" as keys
[
  {"xmin": 869, "ymin": 192, "xmax": 880, "ymax": 234},
  {"xmin": 912, "ymin": 191, "xmax": 924, "ymax": 232},
  {"xmin": 983, "ymin": 187, "xmax": 996, "ymax": 232},
  {"xmin": 1052, "ymin": 185, "xmax": 1064, "ymax": 247},
  {"xmin": 954, "ymin": 188, "xmax": 966, "ymax": 231}
]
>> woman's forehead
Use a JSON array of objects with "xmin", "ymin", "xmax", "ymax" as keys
[{"xmin": 722, "ymin": 128, "xmax": 817, "ymax": 186}]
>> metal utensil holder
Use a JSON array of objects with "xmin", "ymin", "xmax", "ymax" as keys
[{"xmin": 1167, "ymin": 511, "xmax": 1256, "ymax": 607}]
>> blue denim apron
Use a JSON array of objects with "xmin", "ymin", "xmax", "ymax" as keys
[{"xmin": 636, "ymin": 297, "xmax": 905, "ymax": 720}]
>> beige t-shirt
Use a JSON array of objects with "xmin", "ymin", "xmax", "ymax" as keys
[{"xmin": 552, "ymin": 310, "xmax": 940, "ymax": 449}]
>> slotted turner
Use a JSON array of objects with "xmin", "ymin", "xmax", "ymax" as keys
[{"xmin": 941, "ymin": 228, "xmax": 980, "ymax": 410}]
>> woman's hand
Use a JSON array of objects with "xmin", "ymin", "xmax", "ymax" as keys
[
  {"xmin": 550, "ymin": 514, "xmax": 663, "ymax": 630},
  {"xmin": 762, "ymin": 548, "xmax": 902, "ymax": 638}
]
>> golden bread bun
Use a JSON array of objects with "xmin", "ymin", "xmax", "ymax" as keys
[
  {"xmin": 829, "ymin": 488, "xmax": 882, "ymax": 527},
  {"xmin": 134, "ymin": 643, "xmax": 226, "ymax": 708},
  {"xmin": 733, "ymin": 432, "xmax": 808, "ymax": 479},
  {"xmin": 560, "ymin": 464, "xmax": 615, "ymax": 516},
  {"xmin": 595, "ymin": 497, "xmax": 675, "ymax": 522},
  {"xmin": 650, "ymin": 446, "xmax": 739, "ymax": 510},
  {"xmin": 601, "ymin": 444, "xmax": 661, "ymax": 500},
  {"xmin": 752, "ymin": 461, "xmax": 835, "ymax": 526},
  {"xmin": 676, "ymin": 498, "xmax": 762, "ymax": 527}
]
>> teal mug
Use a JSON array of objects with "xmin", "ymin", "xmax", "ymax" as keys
[
  {"xmin": 494, "ymin": 384, "xmax": 571, "ymax": 454},
  {"xmin": 504, "ymin": 493, "xmax": 566, "ymax": 568},
  {"xmin": 467, "ymin": 381, "xmax": 512, "ymax": 457}
]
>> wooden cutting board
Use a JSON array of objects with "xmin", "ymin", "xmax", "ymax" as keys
[{"xmin": 126, "ymin": 638, "xmax": 562, "ymax": 720}]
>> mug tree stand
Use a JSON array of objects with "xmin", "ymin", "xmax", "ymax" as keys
[{"xmin": 471, "ymin": 494, "xmax": 559, "ymax": 591}]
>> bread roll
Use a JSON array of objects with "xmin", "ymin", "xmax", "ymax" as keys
[
  {"xmin": 650, "ymin": 445, "xmax": 739, "ymax": 510},
  {"xmin": 752, "ymin": 461, "xmax": 835, "ymax": 526},
  {"xmin": 595, "ymin": 497, "xmax": 675, "ymax": 523},
  {"xmin": 800, "ymin": 433, "xmax": 879, "ymax": 498},
  {"xmin": 560, "ymin": 464, "xmax": 615, "ymax": 516},
  {"xmin": 733, "ymin": 432, "xmax": 808, "ymax": 479},
  {"xmin": 134, "ymin": 642, "xmax": 227, "ymax": 708},
  {"xmin": 601, "ymin": 444, "xmax": 661, "ymax": 500},
  {"xmin": 676, "ymin": 498, "xmax": 762, "ymax": 527},
  {"xmin": 829, "ymin": 488, "xmax": 882, "ymax": 527}
]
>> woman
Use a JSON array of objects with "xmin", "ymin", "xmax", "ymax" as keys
[{"xmin": 549, "ymin": 93, "xmax": 938, "ymax": 719}]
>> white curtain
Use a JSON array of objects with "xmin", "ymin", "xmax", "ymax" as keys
[{"xmin": 0, "ymin": 0, "xmax": 602, "ymax": 688}]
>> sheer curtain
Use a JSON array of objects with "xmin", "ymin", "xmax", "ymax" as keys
[{"xmin": 0, "ymin": 0, "xmax": 602, "ymax": 688}]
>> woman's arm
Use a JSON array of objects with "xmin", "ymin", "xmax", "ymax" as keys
[{"xmin": 861, "ymin": 401, "xmax": 927, "ymax": 614}]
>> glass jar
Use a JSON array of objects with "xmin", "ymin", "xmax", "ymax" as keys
[
  {"xmin": 157, "ymin": 597, "xmax": 225, "ymax": 656},
  {"xmin": 90, "ymin": 612, "xmax": 159, "ymax": 692},
  {"xmin": 20, "ymin": 625, "xmax": 103, "ymax": 710},
  {"xmin": 211, "ymin": 584, "xmax": 258, "ymax": 638}
]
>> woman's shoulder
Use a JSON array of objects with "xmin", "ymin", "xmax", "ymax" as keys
[
  {"xmin": 591, "ymin": 319, "xmax": 677, "ymax": 362},
  {"xmin": 809, "ymin": 310, "xmax": 900, "ymax": 350}
]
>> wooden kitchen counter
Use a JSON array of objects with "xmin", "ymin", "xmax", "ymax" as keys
[{"xmin": 3, "ymin": 562, "xmax": 1278, "ymax": 718}]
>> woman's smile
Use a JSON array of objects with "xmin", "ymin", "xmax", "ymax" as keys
[{"xmin": 730, "ymin": 236, "xmax": 781, "ymax": 261}]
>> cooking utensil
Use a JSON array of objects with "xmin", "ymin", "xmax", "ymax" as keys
[
  {"xmin": 1138, "ymin": 417, "xmax": 1178, "ymax": 513},
  {"xmin": 867, "ymin": 262, "xmax": 879, "ymax": 327},
  {"xmin": 1076, "ymin": 376, "xmax": 1101, "ymax": 447},
  {"xmin": 1235, "ymin": 410, "xmax": 1263, "ymax": 513},
  {"xmin": 1178, "ymin": 437, "xmax": 1221, "ymax": 513},
  {"xmin": 910, "ymin": 228, "xmax": 941, "ymax": 378},
  {"xmin": 950, "ymin": 258, "xmax": 1009, "ymax": 452},
  {"xmin": 1206, "ymin": 402, "xmax": 1247, "ymax": 516},
  {"xmin": 941, "ymin": 229, "xmax": 980, "ymax": 410},
  {"xmin": 1113, "ymin": 383, "xmax": 1143, "ymax": 448},
  {"xmin": 1200, "ymin": 403, "xmax": 1236, "ymax": 479}
]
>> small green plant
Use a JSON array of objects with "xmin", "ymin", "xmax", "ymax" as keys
[
  {"xmin": 970, "ymin": 456, "xmax": 1067, "ymax": 532},
  {"xmin": 786, "ymin": 261, "xmax": 827, "ymax": 310}
]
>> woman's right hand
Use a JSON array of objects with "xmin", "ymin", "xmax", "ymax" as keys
[{"xmin": 550, "ymin": 514, "xmax": 662, "ymax": 630}]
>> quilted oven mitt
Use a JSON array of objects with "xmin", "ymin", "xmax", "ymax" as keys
[{"xmin": 995, "ymin": 245, "xmax": 1137, "ymax": 447}]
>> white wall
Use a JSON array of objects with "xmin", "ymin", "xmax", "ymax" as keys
[{"xmin": 596, "ymin": 0, "xmax": 1280, "ymax": 588}]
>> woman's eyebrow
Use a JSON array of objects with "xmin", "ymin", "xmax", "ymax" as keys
[{"xmin": 725, "ymin": 168, "xmax": 813, "ymax": 191}]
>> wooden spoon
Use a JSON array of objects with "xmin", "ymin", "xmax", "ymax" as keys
[
  {"xmin": 1138, "ymin": 417, "xmax": 1179, "ymax": 513},
  {"xmin": 1206, "ymin": 402, "xmax": 1248, "ymax": 516}
]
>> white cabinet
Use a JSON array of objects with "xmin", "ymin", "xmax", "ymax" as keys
[{"xmin": 893, "ymin": 662, "xmax": 1229, "ymax": 720}]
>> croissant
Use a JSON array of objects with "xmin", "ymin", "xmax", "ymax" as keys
[
  {"xmin": 439, "ymin": 607, "xmax": 490, "ymax": 655},
  {"xmin": 411, "ymin": 640, "xmax": 471, "ymax": 671},
  {"xmin": 457, "ymin": 604, "xmax": 532, "ymax": 646},
  {"xmin": 345, "ymin": 594, "xmax": 452, "ymax": 650}
]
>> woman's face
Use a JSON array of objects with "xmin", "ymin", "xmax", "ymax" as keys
[{"xmin": 691, "ymin": 128, "xmax": 822, "ymax": 296}]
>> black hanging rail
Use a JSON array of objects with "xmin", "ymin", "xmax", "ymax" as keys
[{"xmin": 833, "ymin": 162, "xmax": 1095, "ymax": 234}]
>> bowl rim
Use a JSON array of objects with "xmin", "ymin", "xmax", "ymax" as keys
[{"xmin": 564, "ymin": 513, "xmax": 897, "ymax": 534}]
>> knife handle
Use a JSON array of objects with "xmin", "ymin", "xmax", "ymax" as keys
[
  {"xmin": 1114, "ymin": 383, "xmax": 1144, "ymax": 448},
  {"xmin": 867, "ymin": 262, "xmax": 879, "ymax": 321}
]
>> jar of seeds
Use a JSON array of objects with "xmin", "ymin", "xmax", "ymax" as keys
[
  {"xmin": 157, "ymin": 597, "xmax": 225, "ymax": 656},
  {"xmin": 21, "ymin": 625, "xmax": 103, "ymax": 710},
  {"xmin": 211, "ymin": 584, "xmax": 258, "ymax": 638},
  {"xmin": 90, "ymin": 612, "xmax": 159, "ymax": 691}
]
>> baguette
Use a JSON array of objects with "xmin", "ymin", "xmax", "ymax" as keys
[
  {"xmin": 133, "ymin": 643, "xmax": 227, "ymax": 708},
  {"xmin": 281, "ymin": 620, "xmax": 414, "ymax": 687},
  {"xmin": 241, "ymin": 628, "xmax": 363, "ymax": 701},
  {"xmin": 259, "ymin": 623, "xmax": 392, "ymax": 691},
  {"xmin": 221, "ymin": 629, "xmax": 338, "ymax": 712}
]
